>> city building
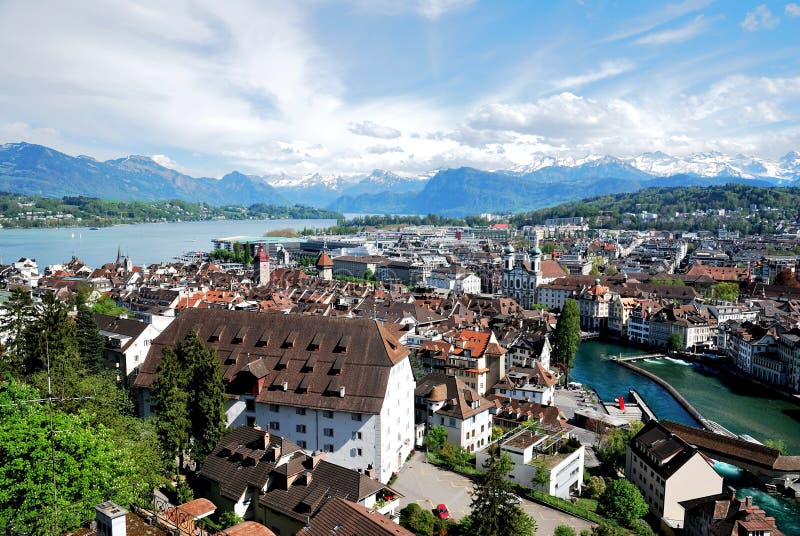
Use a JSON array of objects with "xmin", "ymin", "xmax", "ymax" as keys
[
  {"xmin": 475, "ymin": 429, "xmax": 585, "ymax": 499},
  {"xmin": 681, "ymin": 493, "xmax": 785, "ymax": 536},
  {"xmin": 418, "ymin": 329, "xmax": 506, "ymax": 396},
  {"xmin": 625, "ymin": 421, "xmax": 723, "ymax": 530},
  {"xmin": 135, "ymin": 309, "xmax": 416, "ymax": 483},
  {"xmin": 491, "ymin": 364, "xmax": 557, "ymax": 406},
  {"xmin": 414, "ymin": 373, "xmax": 493, "ymax": 452}
]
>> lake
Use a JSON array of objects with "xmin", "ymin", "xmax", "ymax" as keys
[{"xmin": 0, "ymin": 219, "xmax": 336, "ymax": 269}]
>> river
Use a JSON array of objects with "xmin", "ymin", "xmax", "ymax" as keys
[
  {"xmin": 0, "ymin": 219, "xmax": 336, "ymax": 269},
  {"xmin": 571, "ymin": 340, "xmax": 800, "ymax": 535}
]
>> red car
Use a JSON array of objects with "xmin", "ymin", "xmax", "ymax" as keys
[{"xmin": 436, "ymin": 503, "xmax": 450, "ymax": 520}]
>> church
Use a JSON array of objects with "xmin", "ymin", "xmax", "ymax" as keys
[{"xmin": 501, "ymin": 242, "xmax": 543, "ymax": 309}]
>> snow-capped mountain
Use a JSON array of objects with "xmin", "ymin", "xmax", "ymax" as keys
[{"xmin": 514, "ymin": 150, "xmax": 800, "ymax": 181}]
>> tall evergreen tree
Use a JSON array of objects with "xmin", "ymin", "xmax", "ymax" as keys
[
  {"xmin": 0, "ymin": 287, "xmax": 34, "ymax": 374},
  {"xmin": 471, "ymin": 453, "xmax": 537, "ymax": 536},
  {"xmin": 24, "ymin": 292, "xmax": 82, "ymax": 395},
  {"xmin": 151, "ymin": 345, "xmax": 192, "ymax": 474},
  {"xmin": 185, "ymin": 331, "xmax": 227, "ymax": 462},
  {"xmin": 75, "ymin": 303, "xmax": 106, "ymax": 372},
  {"xmin": 151, "ymin": 331, "xmax": 227, "ymax": 469},
  {"xmin": 554, "ymin": 298, "xmax": 581, "ymax": 386}
]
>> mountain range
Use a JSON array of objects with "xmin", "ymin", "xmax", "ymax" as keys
[{"xmin": 1, "ymin": 141, "xmax": 798, "ymax": 217}]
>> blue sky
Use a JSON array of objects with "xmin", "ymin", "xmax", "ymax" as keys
[{"xmin": 0, "ymin": 0, "xmax": 798, "ymax": 177}]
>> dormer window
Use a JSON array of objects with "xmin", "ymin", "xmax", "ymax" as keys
[
  {"xmin": 308, "ymin": 333, "xmax": 324, "ymax": 351},
  {"xmin": 231, "ymin": 327, "xmax": 247, "ymax": 344},
  {"xmin": 282, "ymin": 331, "xmax": 298, "ymax": 348},
  {"xmin": 209, "ymin": 325, "xmax": 224, "ymax": 342}
]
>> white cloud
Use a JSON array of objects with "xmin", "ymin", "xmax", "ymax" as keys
[
  {"xmin": 635, "ymin": 15, "xmax": 710, "ymax": 45},
  {"xmin": 415, "ymin": 0, "xmax": 475, "ymax": 21},
  {"xmin": 741, "ymin": 5, "xmax": 780, "ymax": 31},
  {"xmin": 150, "ymin": 154, "xmax": 187, "ymax": 173},
  {"xmin": 600, "ymin": 0, "xmax": 713, "ymax": 43},
  {"xmin": 786, "ymin": 3, "xmax": 800, "ymax": 17},
  {"xmin": 366, "ymin": 145, "xmax": 404, "ymax": 154},
  {"xmin": 348, "ymin": 120, "xmax": 402, "ymax": 139},
  {"xmin": 553, "ymin": 60, "xmax": 635, "ymax": 89}
]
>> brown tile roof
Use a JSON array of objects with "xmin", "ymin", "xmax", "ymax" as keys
[
  {"xmin": 175, "ymin": 498, "xmax": 216, "ymax": 519},
  {"xmin": 630, "ymin": 421, "xmax": 708, "ymax": 479},
  {"xmin": 259, "ymin": 460, "xmax": 389, "ymax": 522},
  {"xmin": 661, "ymin": 420, "xmax": 800, "ymax": 471},
  {"xmin": 199, "ymin": 426, "xmax": 303, "ymax": 501},
  {"xmin": 298, "ymin": 497, "xmax": 414, "ymax": 536},
  {"xmin": 225, "ymin": 521, "xmax": 277, "ymax": 536},
  {"xmin": 414, "ymin": 374, "xmax": 491, "ymax": 420},
  {"xmin": 134, "ymin": 309, "xmax": 408, "ymax": 415}
]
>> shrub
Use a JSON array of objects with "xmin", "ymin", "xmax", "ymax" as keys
[
  {"xmin": 598, "ymin": 479, "xmax": 648, "ymax": 526},
  {"xmin": 555, "ymin": 524, "xmax": 578, "ymax": 536}
]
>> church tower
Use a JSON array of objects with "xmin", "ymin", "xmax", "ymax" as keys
[
  {"xmin": 253, "ymin": 243, "xmax": 270, "ymax": 286},
  {"xmin": 316, "ymin": 247, "xmax": 334, "ymax": 281}
]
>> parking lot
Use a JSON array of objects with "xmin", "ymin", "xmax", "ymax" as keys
[{"xmin": 391, "ymin": 452, "xmax": 595, "ymax": 536}]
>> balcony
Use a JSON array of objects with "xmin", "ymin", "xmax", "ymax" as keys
[{"xmin": 373, "ymin": 489, "xmax": 402, "ymax": 521}]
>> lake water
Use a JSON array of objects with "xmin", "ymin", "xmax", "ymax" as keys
[
  {"xmin": 572, "ymin": 341, "xmax": 800, "ymax": 534},
  {"xmin": 0, "ymin": 219, "xmax": 336, "ymax": 269}
]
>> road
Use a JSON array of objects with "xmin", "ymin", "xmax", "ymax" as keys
[{"xmin": 391, "ymin": 452, "xmax": 596, "ymax": 536}]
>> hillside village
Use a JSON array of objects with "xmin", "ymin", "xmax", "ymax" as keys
[{"xmin": 2, "ymin": 219, "xmax": 800, "ymax": 536}]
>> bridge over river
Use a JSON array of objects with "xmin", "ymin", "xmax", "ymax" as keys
[{"xmin": 662, "ymin": 420, "xmax": 800, "ymax": 478}]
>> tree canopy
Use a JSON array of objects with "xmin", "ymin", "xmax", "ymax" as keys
[
  {"xmin": 0, "ymin": 377, "xmax": 139, "ymax": 535},
  {"xmin": 597, "ymin": 479, "xmax": 649, "ymax": 527},
  {"xmin": 471, "ymin": 453, "xmax": 537, "ymax": 536},
  {"xmin": 554, "ymin": 299, "xmax": 581, "ymax": 385}
]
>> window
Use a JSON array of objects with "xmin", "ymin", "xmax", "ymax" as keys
[
  {"xmin": 449, "ymin": 418, "xmax": 455, "ymax": 427},
  {"xmin": 246, "ymin": 416, "xmax": 256, "ymax": 427},
  {"xmin": 298, "ymin": 440, "xmax": 307, "ymax": 449},
  {"xmin": 245, "ymin": 399, "xmax": 255, "ymax": 411},
  {"xmin": 323, "ymin": 410, "xmax": 334, "ymax": 418},
  {"xmin": 324, "ymin": 444, "xmax": 334, "ymax": 453},
  {"xmin": 324, "ymin": 428, "xmax": 334, "ymax": 437},
  {"xmin": 352, "ymin": 431, "xmax": 362, "ymax": 440},
  {"xmin": 352, "ymin": 412, "xmax": 362, "ymax": 422},
  {"xmin": 269, "ymin": 421, "xmax": 280, "ymax": 431},
  {"xmin": 269, "ymin": 404, "xmax": 279, "ymax": 412},
  {"xmin": 296, "ymin": 424, "xmax": 307, "ymax": 433},
  {"xmin": 296, "ymin": 407, "xmax": 306, "ymax": 415}
]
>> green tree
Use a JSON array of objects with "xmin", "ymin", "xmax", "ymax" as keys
[
  {"xmin": 597, "ymin": 479, "xmax": 648, "ymax": 526},
  {"xmin": 0, "ymin": 287, "xmax": 34, "ymax": 374},
  {"xmin": 400, "ymin": 503, "xmax": 437, "ymax": 536},
  {"xmin": 554, "ymin": 299, "xmax": 581, "ymax": 385},
  {"xmin": 151, "ymin": 345, "xmax": 192, "ymax": 473},
  {"xmin": 532, "ymin": 456, "xmax": 550, "ymax": 490},
  {"xmin": 471, "ymin": 453, "xmax": 537, "ymax": 536},
  {"xmin": 151, "ymin": 331, "xmax": 227, "ymax": 468},
  {"xmin": 0, "ymin": 377, "xmax": 139, "ymax": 535},
  {"xmin": 713, "ymin": 282, "xmax": 739, "ymax": 302},
  {"xmin": 554, "ymin": 525, "xmax": 577, "ymax": 536},
  {"xmin": 25, "ymin": 292, "xmax": 83, "ymax": 395},
  {"xmin": 218, "ymin": 510, "xmax": 244, "ymax": 529},
  {"xmin": 591, "ymin": 524, "xmax": 626, "ymax": 536},
  {"xmin": 629, "ymin": 519, "xmax": 656, "ymax": 536},
  {"xmin": 364, "ymin": 268, "xmax": 376, "ymax": 281},
  {"xmin": 91, "ymin": 294, "xmax": 129, "ymax": 317},
  {"xmin": 75, "ymin": 303, "xmax": 106, "ymax": 372},
  {"xmin": 667, "ymin": 331, "xmax": 685, "ymax": 353},
  {"xmin": 187, "ymin": 331, "xmax": 227, "ymax": 462},
  {"xmin": 584, "ymin": 476, "xmax": 607, "ymax": 500},
  {"xmin": 426, "ymin": 425, "xmax": 448, "ymax": 453},
  {"xmin": 596, "ymin": 422, "xmax": 643, "ymax": 473}
]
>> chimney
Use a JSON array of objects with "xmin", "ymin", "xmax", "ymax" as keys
[
  {"xmin": 365, "ymin": 464, "xmax": 376, "ymax": 479},
  {"xmin": 95, "ymin": 501, "xmax": 128, "ymax": 536},
  {"xmin": 745, "ymin": 496, "xmax": 753, "ymax": 507},
  {"xmin": 262, "ymin": 430, "xmax": 270, "ymax": 450},
  {"xmin": 311, "ymin": 450, "xmax": 325, "ymax": 468},
  {"xmin": 339, "ymin": 386, "xmax": 346, "ymax": 398},
  {"xmin": 282, "ymin": 381, "xmax": 288, "ymax": 391},
  {"xmin": 271, "ymin": 445, "xmax": 281, "ymax": 462}
]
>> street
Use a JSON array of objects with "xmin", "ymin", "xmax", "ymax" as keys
[{"xmin": 391, "ymin": 452, "xmax": 596, "ymax": 536}]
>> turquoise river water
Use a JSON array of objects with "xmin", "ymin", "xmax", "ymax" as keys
[{"xmin": 572, "ymin": 341, "xmax": 800, "ymax": 535}]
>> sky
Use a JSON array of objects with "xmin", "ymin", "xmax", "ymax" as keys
[{"xmin": 0, "ymin": 0, "xmax": 799, "ymax": 178}]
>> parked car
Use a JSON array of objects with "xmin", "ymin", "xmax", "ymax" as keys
[{"xmin": 436, "ymin": 503, "xmax": 450, "ymax": 520}]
